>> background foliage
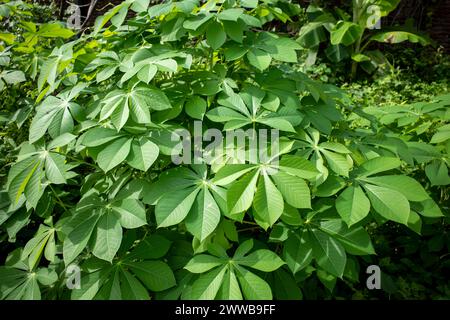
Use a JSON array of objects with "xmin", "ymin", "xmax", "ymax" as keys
[{"xmin": 0, "ymin": 0, "xmax": 448, "ymax": 300}]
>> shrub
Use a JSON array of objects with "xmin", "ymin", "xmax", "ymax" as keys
[{"xmin": 0, "ymin": 0, "xmax": 448, "ymax": 300}]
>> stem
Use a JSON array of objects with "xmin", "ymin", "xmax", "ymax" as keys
[
  {"xmin": 49, "ymin": 185, "xmax": 70, "ymax": 213},
  {"xmin": 209, "ymin": 48, "xmax": 214, "ymax": 71},
  {"xmin": 238, "ymin": 227, "xmax": 260, "ymax": 233},
  {"xmin": 351, "ymin": 1, "xmax": 364, "ymax": 80},
  {"xmin": 351, "ymin": 36, "xmax": 362, "ymax": 79},
  {"xmin": 240, "ymin": 220, "xmax": 259, "ymax": 226}
]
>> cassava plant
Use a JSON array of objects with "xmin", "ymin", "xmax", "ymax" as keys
[{"xmin": 0, "ymin": 0, "xmax": 447, "ymax": 300}]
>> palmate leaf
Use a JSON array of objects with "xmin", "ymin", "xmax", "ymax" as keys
[
  {"xmin": 334, "ymin": 157, "xmax": 429, "ymax": 229},
  {"xmin": 29, "ymin": 96, "xmax": 80, "ymax": 143},
  {"xmin": 71, "ymin": 234, "xmax": 175, "ymax": 299},
  {"xmin": 81, "ymin": 127, "xmax": 159, "ymax": 173},
  {"xmin": 6, "ymin": 144, "xmax": 73, "ymax": 208},
  {"xmin": 63, "ymin": 195, "xmax": 148, "ymax": 264},
  {"xmin": 271, "ymin": 171, "xmax": 311, "ymax": 209},
  {"xmin": 99, "ymin": 85, "xmax": 172, "ymax": 130},
  {"xmin": 151, "ymin": 166, "xmax": 222, "ymax": 240},
  {"xmin": 22, "ymin": 225, "xmax": 56, "ymax": 270},
  {"xmin": 296, "ymin": 128, "xmax": 353, "ymax": 178},
  {"xmin": 215, "ymin": 155, "xmax": 318, "ymax": 228},
  {"xmin": 206, "ymin": 89, "xmax": 302, "ymax": 132},
  {"xmin": 226, "ymin": 169, "xmax": 259, "ymax": 215},
  {"xmin": 184, "ymin": 240, "xmax": 283, "ymax": 300},
  {"xmin": 217, "ymin": 266, "xmax": 243, "ymax": 300},
  {"xmin": 0, "ymin": 265, "xmax": 57, "ymax": 300}
]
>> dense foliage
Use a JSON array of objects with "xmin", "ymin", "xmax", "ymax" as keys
[{"xmin": 0, "ymin": 0, "xmax": 448, "ymax": 300}]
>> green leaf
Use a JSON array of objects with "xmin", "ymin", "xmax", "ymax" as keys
[
  {"xmin": 336, "ymin": 186, "xmax": 370, "ymax": 227},
  {"xmin": 92, "ymin": 212, "xmax": 123, "ymax": 262},
  {"xmin": 185, "ymin": 187, "xmax": 221, "ymax": 241},
  {"xmin": 247, "ymin": 48, "xmax": 272, "ymax": 71},
  {"xmin": 271, "ymin": 171, "xmax": 311, "ymax": 208},
  {"xmin": 190, "ymin": 266, "xmax": 227, "ymax": 299},
  {"xmin": 185, "ymin": 96, "xmax": 207, "ymax": 120},
  {"xmin": 111, "ymin": 199, "xmax": 147, "ymax": 229},
  {"xmin": 359, "ymin": 157, "xmax": 401, "ymax": 177},
  {"xmin": 137, "ymin": 64, "xmax": 158, "ymax": 84},
  {"xmin": 120, "ymin": 270, "xmax": 150, "ymax": 300},
  {"xmin": 155, "ymin": 186, "xmax": 200, "ymax": 227},
  {"xmin": 183, "ymin": 14, "xmax": 214, "ymax": 31},
  {"xmin": 253, "ymin": 173, "xmax": 284, "ymax": 229},
  {"xmin": 283, "ymin": 229, "xmax": 313, "ymax": 274},
  {"xmin": 213, "ymin": 164, "xmax": 257, "ymax": 186},
  {"xmin": 29, "ymin": 96, "xmax": 72, "ymax": 143},
  {"xmin": 370, "ymin": 31, "xmax": 430, "ymax": 46},
  {"xmin": 241, "ymin": 0, "xmax": 258, "ymax": 8},
  {"xmin": 128, "ymin": 261, "xmax": 176, "ymax": 291},
  {"xmin": 184, "ymin": 254, "xmax": 224, "ymax": 273},
  {"xmin": 362, "ymin": 175, "xmax": 429, "ymax": 202},
  {"xmin": 236, "ymin": 249, "xmax": 284, "ymax": 272},
  {"xmin": 38, "ymin": 23, "xmax": 74, "ymax": 38},
  {"xmin": 130, "ymin": 234, "xmax": 172, "ymax": 259},
  {"xmin": 81, "ymin": 127, "xmax": 122, "ymax": 147},
  {"xmin": 63, "ymin": 213, "xmax": 100, "ymax": 265},
  {"xmin": 297, "ymin": 19, "xmax": 329, "ymax": 48},
  {"xmin": 279, "ymin": 155, "xmax": 319, "ymax": 180},
  {"xmin": 330, "ymin": 21, "xmax": 362, "ymax": 46},
  {"xmin": 37, "ymin": 56, "xmax": 59, "ymax": 92},
  {"xmin": 218, "ymin": 8, "xmax": 244, "ymax": 21},
  {"xmin": 271, "ymin": 269, "xmax": 303, "ymax": 300},
  {"xmin": 8, "ymin": 157, "xmax": 42, "ymax": 204},
  {"xmin": 318, "ymin": 219, "xmax": 375, "ymax": 255},
  {"xmin": 111, "ymin": 102, "xmax": 129, "ymax": 130},
  {"xmin": 130, "ymin": 0, "xmax": 150, "ymax": 13},
  {"xmin": 206, "ymin": 22, "xmax": 227, "ymax": 50},
  {"xmin": 227, "ymin": 170, "xmax": 259, "ymax": 214},
  {"xmin": 363, "ymin": 184, "xmax": 410, "ymax": 225},
  {"xmin": 309, "ymin": 228, "xmax": 346, "ymax": 278},
  {"xmin": 71, "ymin": 270, "xmax": 102, "ymax": 300},
  {"xmin": 321, "ymin": 149, "xmax": 350, "ymax": 177},
  {"xmin": 351, "ymin": 53, "xmax": 370, "ymax": 62},
  {"xmin": 217, "ymin": 267, "xmax": 243, "ymax": 299},
  {"xmin": 235, "ymin": 265, "xmax": 272, "ymax": 300},
  {"xmin": 425, "ymin": 160, "xmax": 450, "ymax": 186},
  {"xmin": 126, "ymin": 137, "xmax": 159, "ymax": 172},
  {"xmin": 44, "ymin": 152, "xmax": 66, "ymax": 184},
  {"xmin": 97, "ymin": 138, "xmax": 132, "ymax": 172},
  {"xmin": 325, "ymin": 44, "xmax": 349, "ymax": 62},
  {"xmin": 225, "ymin": 45, "xmax": 248, "ymax": 61}
]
